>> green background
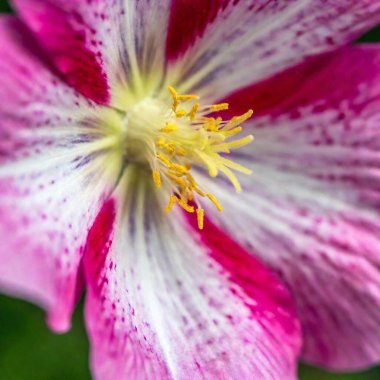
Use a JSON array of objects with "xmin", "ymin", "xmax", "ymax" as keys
[{"xmin": 0, "ymin": 1, "xmax": 380, "ymax": 379}]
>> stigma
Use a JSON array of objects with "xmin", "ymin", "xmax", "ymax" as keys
[{"xmin": 141, "ymin": 86, "xmax": 253, "ymax": 230}]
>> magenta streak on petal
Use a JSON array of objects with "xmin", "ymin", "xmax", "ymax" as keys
[
  {"xmin": 187, "ymin": 212, "xmax": 301, "ymax": 345},
  {"xmin": 219, "ymin": 53, "xmax": 332, "ymax": 118},
  {"xmin": 166, "ymin": 0, "xmax": 232, "ymax": 59},
  {"xmin": 13, "ymin": 0, "xmax": 110, "ymax": 104},
  {"xmin": 203, "ymin": 45, "xmax": 380, "ymax": 370},
  {"xmin": 84, "ymin": 199, "xmax": 116, "ymax": 295}
]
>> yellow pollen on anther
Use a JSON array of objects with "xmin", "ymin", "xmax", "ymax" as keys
[
  {"xmin": 152, "ymin": 86, "xmax": 254, "ymax": 229},
  {"xmin": 165, "ymin": 195, "xmax": 178, "ymax": 213},
  {"xmin": 175, "ymin": 109, "xmax": 187, "ymax": 118},
  {"xmin": 196, "ymin": 208, "xmax": 205, "ymax": 230},
  {"xmin": 152, "ymin": 170, "xmax": 161, "ymax": 188},
  {"xmin": 178, "ymin": 199, "xmax": 195, "ymax": 213},
  {"xmin": 208, "ymin": 103, "xmax": 229, "ymax": 111},
  {"xmin": 189, "ymin": 103, "xmax": 200, "ymax": 120},
  {"xmin": 160, "ymin": 123, "xmax": 178, "ymax": 133}
]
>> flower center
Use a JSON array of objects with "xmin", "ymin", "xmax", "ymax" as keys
[{"xmin": 123, "ymin": 87, "xmax": 253, "ymax": 229}]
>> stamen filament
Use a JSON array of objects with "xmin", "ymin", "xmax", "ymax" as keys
[{"xmin": 152, "ymin": 87, "xmax": 254, "ymax": 228}]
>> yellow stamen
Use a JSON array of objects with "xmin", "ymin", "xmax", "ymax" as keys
[
  {"xmin": 178, "ymin": 94, "xmax": 200, "ymax": 101},
  {"xmin": 170, "ymin": 163, "xmax": 188, "ymax": 174},
  {"xmin": 157, "ymin": 153, "xmax": 171, "ymax": 167},
  {"xmin": 196, "ymin": 208, "xmax": 205, "ymax": 230},
  {"xmin": 189, "ymin": 103, "xmax": 200, "ymax": 120},
  {"xmin": 222, "ymin": 126, "xmax": 243, "ymax": 137},
  {"xmin": 165, "ymin": 195, "xmax": 178, "ymax": 213},
  {"xmin": 160, "ymin": 123, "xmax": 178, "ymax": 133},
  {"xmin": 206, "ymin": 193, "xmax": 223, "ymax": 212},
  {"xmin": 152, "ymin": 170, "xmax": 161, "ymax": 188},
  {"xmin": 208, "ymin": 103, "xmax": 229, "ymax": 111},
  {"xmin": 224, "ymin": 109, "xmax": 253, "ymax": 130},
  {"xmin": 175, "ymin": 109, "xmax": 187, "ymax": 118},
  {"xmin": 152, "ymin": 87, "xmax": 254, "ymax": 229},
  {"xmin": 168, "ymin": 86, "xmax": 179, "ymax": 111},
  {"xmin": 178, "ymin": 199, "xmax": 195, "ymax": 213}
]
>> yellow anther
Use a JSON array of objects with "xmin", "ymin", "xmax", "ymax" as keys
[
  {"xmin": 165, "ymin": 195, "xmax": 178, "ymax": 213},
  {"xmin": 157, "ymin": 137, "xmax": 166, "ymax": 147},
  {"xmin": 164, "ymin": 143, "xmax": 175, "ymax": 154},
  {"xmin": 175, "ymin": 147, "xmax": 187, "ymax": 156},
  {"xmin": 189, "ymin": 103, "xmax": 200, "ymax": 120},
  {"xmin": 170, "ymin": 163, "xmax": 188, "ymax": 174},
  {"xmin": 204, "ymin": 118, "xmax": 219, "ymax": 132},
  {"xmin": 209, "ymin": 103, "xmax": 229, "ymax": 111},
  {"xmin": 206, "ymin": 193, "xmax": 223, "ymax": 212},
  {"xmin": 157, "ymin": 153, "xmax": 171, "ymax": 166},
  {"xmin": 178, "ymin": 199, "xmax": 195, "ymax": 213},
  {"xmin": 161, "ymin": 123, "xmax": 178, "ymax": 133},
  {"xmin": 154, "ymin": 87, "xmax": 253, "ymax": 228},
  {"xmin": 224, "ymin": 109, "xmax": 253, "ymax": 130},
  {"xmin": 178, "ymin": 94, "xmax": 200, "ymax": 101},
  {"xmin": 175, "ymin": 109, "xmax": 187, "ymax": 118},
  {"xmin": 196, "ymin": 208, "xmax": 205, "ymax": 230},
  {"xmin": 168, "ymin": 86, "xmax": 179, "ymax": 110},
  {"xmin": 152, "ymin": 170, "xmax": 162, "ymax": 188}
]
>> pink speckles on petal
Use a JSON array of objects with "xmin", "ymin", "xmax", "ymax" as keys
[
  {"xmin": 84, "ymin": 184, "xmax": 301, "ymax": 380},
  {"xmin": 0, "ymin": 16, "xmax": 115, "ymax": 332},
  {"xmin": 200, "ymin": 46, "xmax": 380, "ymax": 370},
  {"xmin": 12, "ymin": 0, "xmax": 172, "ymax": 107},
  {"xmin": 166, "ymin": 0, "xmax": 380, "ymax": 101},
  {"xmin": 12, "ymin": 0, "xmax": 114, "ymax": 104}
]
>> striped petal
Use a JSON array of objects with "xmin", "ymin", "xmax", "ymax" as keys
[
  {"xmin": 83, "ymin": 170, "xmax": 301, "ymax": 380},
  {"xmin": 166, "ymin": 0, "xmax": 380, "ymax": 102},
  {"xmin": 198, "ymin": 46, "xmax": 380, "ymax": 370},
  {"xmin": 12, "ymin": 0, "xmax": 171, "ymax": 105},
  {"xmin": 0, "ymin": 16, "xmax": 117, "ymax": 332}
]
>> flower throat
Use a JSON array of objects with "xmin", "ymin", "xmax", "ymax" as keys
[{"xmin": 125, "ymin": 86, "xmax": 254, "ymax": 230}]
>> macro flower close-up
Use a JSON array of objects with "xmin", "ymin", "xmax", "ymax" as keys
[{"xmin": 1, "ymin": 1, "xmax": 380, "ymax": 379}]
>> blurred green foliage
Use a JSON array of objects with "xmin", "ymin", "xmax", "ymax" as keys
[
  {"xmin": 0, "ymin": 0, "xmax": 380, "ymax": 379},
  {"xmin": 0, "ymin": 1, "xmax": 11, "ymax": 12}
]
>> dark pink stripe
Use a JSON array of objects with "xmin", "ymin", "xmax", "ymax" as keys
[
  {"xmin": 221, "ymin": 46, "xmax": 380, "ymax": 119},
  {"xmin": 188, "ymin": 213, "xmax": 298, "ymax": 328},
  {"xmin": 14, "ymin": 0, "xmax": 110, "ymax": 104},
  {"xmin": 166, "ymin": 0, "xmax": 232, "ymax": 59},
  {"xmin": 84, "ymin": 199, "xmax": 116, "ymax": 295}
]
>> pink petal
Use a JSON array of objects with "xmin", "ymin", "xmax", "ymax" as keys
[
  {"xmin": 11, "ymin": 0, "xmax": 112, "ymax": 104},
  {"xmin": 198, "ymin": 46, "xmax": 380, "ymax": 370},
  {"xmin": 84, "ymin": 191, "xmax": 301, "ymax": 380},
  {"xmin": 12, "ymin": 0, "xmax": 172, "ymax": 105},
  {"xmin": 166, "ymin": 0, "xmax": 380, "ymax": 101},
  {"xmin": 0, "ymin": 16, "xmax": 114, "ymax": 332}
]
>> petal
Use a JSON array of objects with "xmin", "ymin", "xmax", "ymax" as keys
[
  {"xmin": 83, "ymin": 172, "xmax": 301, "ymax": 380},
  {"xmin": 0, "ymin": 16, "xmax": 116, "ymax": 332},
  {"xmin": 166, "ymin": 0, "xmax": 380, "ymax": 101},
  {"xmin": 198, "ymin": 46, "xmax": 380, "ymax": 370},
  {"xmin": 12, "ymin": 0, "xmax": 171, "ymax": 105}
]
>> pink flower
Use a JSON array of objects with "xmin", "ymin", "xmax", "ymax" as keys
[{"xmin": 1, "ymin": 1, "xmax": 380, "ymax": 379}]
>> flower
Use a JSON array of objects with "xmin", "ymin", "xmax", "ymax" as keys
[{"xmin": 0, "ymin": 0, "xmax": 380, "ymax": 379}]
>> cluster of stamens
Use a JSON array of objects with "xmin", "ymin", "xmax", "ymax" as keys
[{"xmin": 152, "ymin": 86, "xmax": 254, "ymax": 229}]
